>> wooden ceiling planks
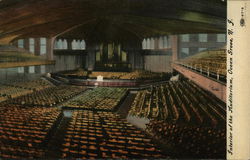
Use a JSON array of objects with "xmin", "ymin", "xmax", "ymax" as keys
[{"xmin": 0, "ymin": 0, "xmax": 226, "ymax": 44}]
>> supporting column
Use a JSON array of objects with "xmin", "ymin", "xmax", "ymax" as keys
[
  {"xmin": 171, "ymin": 35, "xmax": 178, "ymax": 61},
  {"xmin": 46, "ymin": 37, "xmax": 55, "ymax": 60},
  {"xmin": 24, "ymin": 38, "xmax": 29, "ymax": 51},
  {"xmin": 86, "ymin": 45, "xmax": 96, "ymax": 71},
  {"xmin": 35, "ymin": 38, "xmax": 40, "ymax": 56},
  {"xmin": 24, "ymin": 66, "xmax": 29, "ymax": 74},
  {"xmin": 67, "ymin": 39, "xmax": 73, "ymax": 50},
  {"xmin": 12, "ymin": 40, "xmax": 18, "ymax": 48},
  {"xmin": 154, "ymin": 37, "xmax": 159, "ymax": 50},
  {"xmin": 35, "ymin": 65, "xmax": 41, "ymax": 74}
]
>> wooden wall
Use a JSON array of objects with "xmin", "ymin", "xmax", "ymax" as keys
[{"xmin": 144, "ymin": 55, "xmax": 172, "ymax": 72}]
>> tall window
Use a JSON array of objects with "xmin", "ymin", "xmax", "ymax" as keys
[
  {"xmin": 181, "ymin": 48, "xmax": 189, "ymax": 55},
  {"xmin": 17, "ymin": 67, "xmax": 24, "ymax": 73},
  {"xmin": 142, "ymin": 39, "xmax": 147, "ymax": 49},
  {"xmin": 41, "ymin": 65, "xmax": 46, "ymax": 74},
  {"xmin": 72, "ymin": 40, "xmax": 77, "ymax": 50},
  {"xmin": 199, "ymin": 34, "xmax": 208, "ymax": 42},
  {"xmin": 62, "ymin": 39, "xmax": 68, "ymax": 49},
  {"xmin": 163, "ymin": 36, "xmax": 169, "ymax": 48},
  {"xmin": 217, "ymin": 34, "xmax": 226, "ymax": 42},
  {"xmin": 40, "ymin": 38, "xmax": 46, "ymax": 55},
  {"xmin": 29, "ymin": 38, "xmax": 35, "ymax": 53},
  {"xmin": 18, "ymin": 39, "xmax": 24, "ymax": 48},
  {"xmin": 181, "ymin": 34, "xmax": 190, "ymax": 42},
  {"xmin": 80, "ymin": 40, "xmax": 86, "ymax": 50},
  {"xmin": 29, "ymin": 66, "xmax": 35, "ymax": 74}
]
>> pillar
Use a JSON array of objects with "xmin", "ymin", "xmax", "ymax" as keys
[
  {"xmin": 67, "ymin": 39, "xmax": 73, "ymax": 50},
  {"xmin": 171, "ymin": 35, "xmax": 178, "ymax": 61},
  {"xmin": 46, "ymin": 37, "xmax": 55, "ymax": 60},
  {"xmin": 24, "ymin": 38, "xmax": 29, "ymax": 51},
  {"xmin": 85, "ymin": 45, "xmax": 96, "ymax": 70},
  {"xmin": 154, "ymin": 37, "xmax": 159, "ymax": 50},
  {"xmin": 35, "ymin": 38, "xmax": 40, "ymax": 56}
]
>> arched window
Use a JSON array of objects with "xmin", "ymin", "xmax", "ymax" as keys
[
  {"xmin": 63, "ymin": 39, "xmax": 68, "ymax": 49},
  {"xmin": 142, "ymin": 39, "xmax": 147, "ymax": 49},
  {"xmin": 18, "ymin": 39, "xmax": 24, "ymax": 48},
  {"xmin": 80, "ymin": 40, "xmax": 86, "ymax": 50},
  {"xmin": 72, "ymin": 39, "xmax": 77, "ymax": 50},
  {"xmin": 58, "ymin": 39, "xmax": 63, "ymax": 49},
  {"xmin": 77, "ymin": 40, "xmax": 81, "ymax": 49}
]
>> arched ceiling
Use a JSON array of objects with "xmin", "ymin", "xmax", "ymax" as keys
[{"xmin": 0, "ymin": 0, "xmax": 226, "ymax": 44}]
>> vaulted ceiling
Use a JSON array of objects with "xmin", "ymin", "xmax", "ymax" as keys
[{"xmin": 0, "ymin": 0, "xmax": 226, "ymax": 44}]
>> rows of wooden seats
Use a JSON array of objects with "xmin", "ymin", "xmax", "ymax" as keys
[
  {"xmin": 0, "ymin": 84, "xmax": 33, "ymax": 99},
  {"xmin": 178, "ymin": 49, "xmax": 226, "ymax": 76},
  {"xmin": 1, "ymin": 79, "xmax": 53, "ymax": 91},
  {"xmin": 129, "ymin": 79, "xmax": 226, "ymax": 127},
  {"xmin": 8, "ymin": 85, "xmax": 87, "ymax": 107},
  {"xmin": 146, "ymin": 120, "xmax": 226, "ymax": 159},
  {"xmin": 61, "ymin": 110, "xmax": 166, "ymax": 159},
  {"xmin": 0, "ymin": 79, "xmax": 54, "ymax": 102},
  {"xmin": 63, "ymin": 87, "xmax": 128, "ymax": 111},
  {"xmin": 0, "ymin": 105, "xmax": 61, "ymax": 159}
]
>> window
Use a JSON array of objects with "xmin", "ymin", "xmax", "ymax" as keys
[
  {"xmin": 18, "ymin": 39, "xmax": 24, "ymax": 48},
  {"xmin": 142, "ymin": 39, "xmax": 147, "ymax": 49},
  {"xmin": 163, "ymin": 36, "xmax": 169, "ymax": 48},
  {"xmin": 29, "ymin": 66, "xmax": 35, "ymax": 74},
  {"xmin": 17, "ymin": 67, "xmax": 24, "ymax": 73},
  {"xmin": 198, "ymin": 48, "xmax": 207, "ymax": 52},
  {"xmin": 181, "ymin": 48, "xmax": 189, "ymax": 55},
  {"xmin": 29, "ymin": 38, "xmax": 35, "ymax": 53},
  {"xmin": 80, "ymin": 40, "xmax": 86, "ymax": 50},
  {"xmin": 41, "ymin": 65, "xmax": 46, "ymax": 74},
  {"xmin": 217, "ymin": 34, "xmax": 226, "ymax": 42},
  {"xmin": 181, "ymin": 34, "xmax": 190, "ymax": 42},
  {"xmin": 158, "ymin": 37, "xmax": 164, "ymax": 49},
  {"xmin": 40, "ymin": 38, "xmax": 46, "ymax": 55},
  {"xmin": 199, "ymin": 34, "xmax": 208, "ymax": 42},
  {"xmin": 72, "ymin": 40, "xmax": 77, "ymax": 50},
  {"xmin": 62, "ymin": 39, "xmax": 68, "ymax": 49}
]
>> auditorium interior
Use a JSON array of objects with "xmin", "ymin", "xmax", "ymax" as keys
[{"xmin": 0, "ymin": 0, "xmax": 227, "ymax": 159}]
